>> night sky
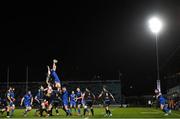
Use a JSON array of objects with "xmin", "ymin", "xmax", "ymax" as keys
[{"xmin": 1, "ymin": 0, "xmax": 180, "ymax": 95}]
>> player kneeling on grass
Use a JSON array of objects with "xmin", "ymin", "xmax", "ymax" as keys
[
  {"xmin": 82, "ymin": 88, "xmax": 95, "ymax": 116},
  {"xmin": 154, "ymin": 89, "xmax": 171, "ymax": 116},
  {"xmin": 98, "ymin": 87, "xmax": 115, "ymax": 117},
  {"xmin": 20, "ymin": 91, "xmax": 33, "ymax": 117},
  {"xmin": 62, "ymin": 86, "xmax": 72, "ymax": 116}
]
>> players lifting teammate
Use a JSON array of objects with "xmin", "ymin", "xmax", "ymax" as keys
[
  {"xmin": 82, "ymin": 88, "xmax": 95, "ymax": 116},
  {"xmin": 0, "ymin": 59, "xmax": 121, "ymax": 118}
]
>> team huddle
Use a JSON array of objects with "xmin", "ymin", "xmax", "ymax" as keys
[{"xmin": 0, "ymin": 59, "xmax": 115, "ymax": 118}]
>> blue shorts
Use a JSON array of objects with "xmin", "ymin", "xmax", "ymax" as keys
[
  {"xmin": 51, "ymin": 70, "xmax": 61, "ymax": 83},
  {"xmin": 77, "ymin": 100, "xmax": 82, "ymax": 105},
  {"xmin": 10, "ymin": 102, "xmax": 14, "ymax": 107},
  {"xmin": 70, "ymin": 101, "xmax": 76, "ymax": 107},
  {"xmin": 63, "ymin": 100, "xmax": 68, "ymax": 107},
  {"xmin": 24, "ymin": 103, "xmax": 31, "ymax": 107},
  {"xmin": 160, "ymin": 101, "xmax": 165, "ymax": 105},
  {"xmin": 104, "ymin": 100, "xmax": 110, "ymax": 106}
]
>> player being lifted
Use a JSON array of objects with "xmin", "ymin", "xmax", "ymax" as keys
[
  {"xmin": 20, "ymin": 91, "xmax": 33, "ymax": 117},
  {"xmin": 154, "ymin": 89, "xmax": 171, "ymax": 116},
  {"xmin": 82, "ymin": 88, "xmax": 95, "ymax": 116},
  {"xmin": 46, "ymin": 59, "xmax": 61, "ymax": 91},
  {"xmin": 69, "ymin": 91, "xmax": 77, "ymax": 114},
  {"xmin": 98, "ymin": 87, "xmax": 115, "ymax": 117},
  {"xmin": 76, "ymin": 87, "xmax": 83, "ymax": 115}
]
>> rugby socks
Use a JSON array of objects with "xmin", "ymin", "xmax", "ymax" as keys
[
  {"xmin": 10, "ymin": 109, "xmax": 14, "ymax": 116},
  {"xmin": 163, "ymin": 107, "xmax": 169, "ymax": 113},
  {"xmin": 78, "ymin": 108, "xmax": 81, "ymax": 114},
  {"xmin": 108, "ymin": 110, "xmax": 111, "ymax": 115},
  {"xmin": 91, "ymin": 109, "xmax": 94, "ymax": 116},
  {"xmin": 83, "ymin": 109, "xmax": 87, "ymax": 116},
  {"xmin": 56, "ymin": 109, "xmax": 59, "ymax": 114},
  {"xmin": 105, "ymin": 109, "xmax": 108, "ymax": 114},
  {"xmin": 7, "ymin": 111, "xmax": 9, "ymax": 117},
  {"xmin": 50, "ymin": 109, "xmax": 53, "ymax": 116}
]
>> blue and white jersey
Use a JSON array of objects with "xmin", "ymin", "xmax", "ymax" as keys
[
  {"xmin": 70, "ymin": 94, "xmax": 76, "ymax": 102},
  {"xmin": 23, "ymin": 94, "xmax": 32, "ymax": 106}
]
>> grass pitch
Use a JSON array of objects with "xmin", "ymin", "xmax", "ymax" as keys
[{"xmin": 1, "ymin": 107, "xmax": 180, "ymax": 118}]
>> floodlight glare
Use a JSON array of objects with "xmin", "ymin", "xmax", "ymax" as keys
[{"xmin": 148, "ymin": 17, "xmax": 162, "ymax": 34}]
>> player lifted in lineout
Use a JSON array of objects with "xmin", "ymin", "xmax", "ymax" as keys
[{"xmin": 46, "ymin": 59, "xmax": 61, "ymax": 91}]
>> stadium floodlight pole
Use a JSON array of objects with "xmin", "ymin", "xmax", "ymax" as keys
[{"xmin": 148, "ymin": 17, "xmax": 162, "ymax": 92}]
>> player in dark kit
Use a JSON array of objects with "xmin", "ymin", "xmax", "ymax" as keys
[
  {"xmin": 44, "ymin": 83, "xmax": 54, "ymax": 117},
  {"xmin": 51, "ymin": 89, "xmax": 61, "ymax": 116},
  {"xmin": 98, "ymin": 88, "xmax": 115, "ymax": 117},
  {"xmin": 0, "ymin": 87, "xmax": 14, "ymax": 118},
  {"xmin": 82, "ymin": 88, "xmax": 95, "ymax": 116},
  {"xmin": 0, "ymin": 97, "xmax": 8, "ymax": 117},
  {"xmin": 34, "ymin": 86, "xmax": 45, "ymax": 116}
]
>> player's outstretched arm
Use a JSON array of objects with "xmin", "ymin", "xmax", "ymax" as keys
[
  {"xmin": 34, "ymin": 96, "xmax": 39, "ymax": 103},
  {"xmin": 31, "ymin": 97, "xmax": 33, "ymax": 105},
  {"xmin": 20, "ymin": 97, "xmax": 24, "ymax": 106},
  {"xmin": 92, "ymin": 92, "xmax": 96, "ymax": 100},
  {"xmin": 98, "ymin": 91, "xmax": 103, "ymax": 99},
  {"xmin": 110, "ymin": 93, "xmax": 115, "ymax": 102}
]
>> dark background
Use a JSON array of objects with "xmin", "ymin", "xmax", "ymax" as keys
[{"xmin": 1, "ymin": 0, "xmax": 180, "ymax": 96}]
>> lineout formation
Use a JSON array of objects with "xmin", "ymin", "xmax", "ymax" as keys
[{"xmin": 0, "ymin": 59, "xmax": 116, "ymax": 118}]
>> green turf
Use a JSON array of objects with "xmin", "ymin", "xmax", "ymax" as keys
[{"xmin": 1, "ymin": 107, "xmax": 180, "ymax": 118}]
